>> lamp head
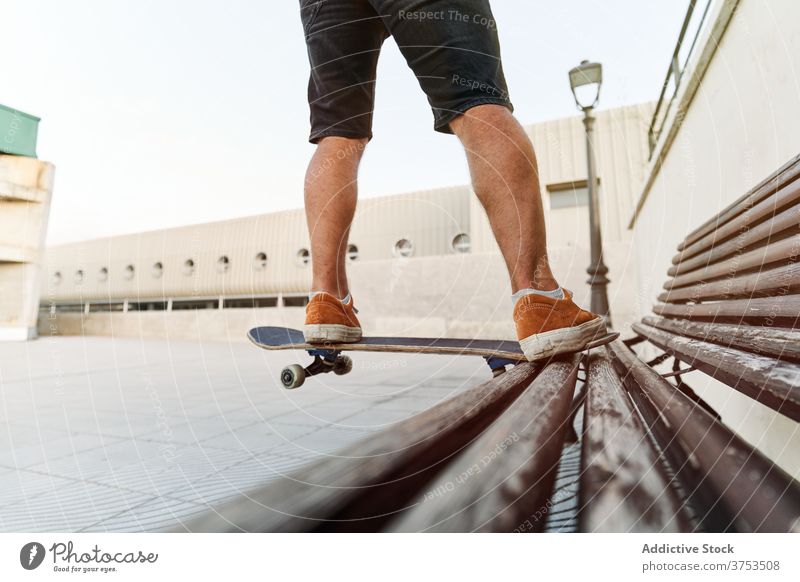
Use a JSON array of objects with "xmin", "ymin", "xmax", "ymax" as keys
[{"xmin": 569, "ymin": 60, "xmax": 602, "ymax": 110}]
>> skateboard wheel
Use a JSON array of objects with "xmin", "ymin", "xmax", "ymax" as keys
[
  {"xmin": 281, "ymin": 364, "xmax": 305, "ymax": 389},
  {"xmin": 333, "ymin": 355, "xmax": 353, "ymax": 376}
]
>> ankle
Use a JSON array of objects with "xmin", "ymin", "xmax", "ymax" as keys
[
  {"xmin": 512, "ymin": 286, "xmax": 565, "ymax": 303},
  {"xmin": 512, "ymin": 278, "xmax": 559, "ymax": 294},
  {"xmin": 309, "ymin": 289, "xmax": 350, "ymax": 302}
]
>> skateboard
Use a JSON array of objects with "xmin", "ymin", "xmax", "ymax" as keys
[{"xmin": 248, "ymin": 326, "xmax": 619, "ymax": 389}]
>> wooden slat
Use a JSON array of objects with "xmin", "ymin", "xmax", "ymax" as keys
[
  {"xmin": 642, "ymin": 316, "xmax": 800, "ymax": 362},
  {"xmin": 658, "ymin": 261, "xmax": 800, "ymax": 303},
  {"xmin": 664, "ymin": 235, "xmax": 800, "ymax": 290},
  {"xmin": 667, "ymin": 205, "xmax": 799, "ymax": 278},
  {"xmin": 632, "ymin": 321, "xmax": 800, "ymax": 421},
  {"xmin": 176, "ymin": 362, "xmax": 540, "ymax": 532},
  {"xmin": 653, "ymin": 295, "xmax": 800, "ymax": 324},
  {"xmin": 608, "ymin": 341, "xmax": 800, "ymax": 532},
  {"xmin": 388, "ymin": 355, "xmax": 580, "ymax": 532},
  {"xmin": 674, "ymin": 176, "xmax": 800, "ymax": 264},
  {"xmin": 578, "ymin": 350, "xmax": 692, "ymax": 532},
  {"xmin": 678, "ymin": 153, "xmax": 800, "ymax": 251},
  {"xmin": 610, "ymin": 347, "xmax": 731, "ymax": 531}
]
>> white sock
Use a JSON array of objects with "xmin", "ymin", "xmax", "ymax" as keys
[
  {"xmin": 309, "ymin": 291, "xmax": 351, "ymax": 304},
  {"xmin": 512, "ymin": 286, "xmax": 565, "ymax": 304}
]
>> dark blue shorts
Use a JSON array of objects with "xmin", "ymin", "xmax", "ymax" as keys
[{"xmin": 300, "ymin": 0, "xmax": 514, "ymax": 143}]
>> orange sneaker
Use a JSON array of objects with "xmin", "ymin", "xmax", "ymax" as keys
[
  {"xmin": 303, "ymin": 292, "xmax": 363, "ymax": 343},
  {"xmin": 513, "ymin": 289, "xmax": 607, "ymax": 361}
]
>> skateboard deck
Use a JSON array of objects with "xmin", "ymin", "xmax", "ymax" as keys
[
  {"xmin": 248, "ymin": 326, "xmax": 619, "ymax": 389},
  {"xmin": 248, "ymin": 326, "xmax": 528, "ymax": 360}
]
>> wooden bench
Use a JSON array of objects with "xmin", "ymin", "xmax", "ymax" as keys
[
  {"xmin": 628, "ymin": 152, "xmax": 800, "ymax": 422},
  {"xmin": 177, "ymin": 157, "xmax": 800, "ymax": 533}
]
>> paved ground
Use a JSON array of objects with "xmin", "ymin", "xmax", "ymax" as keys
[{"xmin": 0, "ymin": 336, "xmax": 493, "ymax": 532}]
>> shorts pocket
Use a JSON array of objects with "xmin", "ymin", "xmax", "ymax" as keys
[{"xmin": 300, "ymin": 0, "xmax": 324, "ymax": 37}]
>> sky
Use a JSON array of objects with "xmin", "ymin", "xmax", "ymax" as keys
[{"xmin": 4, "ymin": 0, "xmax": 690, "ymax": 245}]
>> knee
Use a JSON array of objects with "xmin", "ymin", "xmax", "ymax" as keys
[
  {"xmin": 449, "ymin": 104, "xmax": 516, "ymax": 136},
  {"xmin": 316, "ymin": 136, "xmax": 370, "ymax": 162}
]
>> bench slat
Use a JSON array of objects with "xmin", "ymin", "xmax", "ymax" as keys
[
  {"xmin": 658, "ymin": 261, "xmax": 800, "ymax": 303},
  {"xmin": 610, "ymin": 349, "xmax": 731, "ymax": 531},
  {"xmin": 177, "ymin": 362, "xmax": 541, "ymax": 532},
  {"xmin": 389, "ymin": 355, "xmax": 580, "ymax": 532},
  {"xmin": 632, "ymin": 321, "xmax": 800, "ymax": 421},
  {"xmin": 678, "ymin": 153, "xmax": 800, "ymax": 251},
  {"xmin": 667, "ymin": 206, "xmax": 799, "ymax": 278},
  {"xmin": 642, "ymin": 316, "xmax": 800, "ymax": 362},
  {"xmin": 673, "ymin": 177, "xmax": 800, "ymax": 264},
  {"xmin": 579, "ymin": 350, "xmax": 692, "ymax": 532},
  {"xmin": 664, "ymin": 235, "xmax": 800, "ymax": 290},
  {"xmin": 608, "ymin": 341, "xmax": 800, "ymax": 532},
  {"xmin": 653, "ymin": 295, "xmax": 800, "ymax": 324}
]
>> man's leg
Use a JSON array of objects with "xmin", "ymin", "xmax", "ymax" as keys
[
  {"xmin": 299, "ymin": 0, "xmax": 385, "ymax": 342},
  {"xmin": 450, "ymin": 104, "xmax": 606, "ymax": 360},
  {"xmin": 369, "ymin": 0, "xmax": 605, "ymax": 359},
  {"xmin": 304, "ymin": 136, "xmax": 368, "ymax": 298},
  {"xmin": 371, "ymin": 1, "xmax": 557, "ymax": 292},
  {"xmin": 449, "ymin": 104, "xmax": 557, "ymax": 293}
]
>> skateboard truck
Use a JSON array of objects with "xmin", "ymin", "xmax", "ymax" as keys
[
  {"xmin": 280, "ymin": 349, "xmax": 354, "ymax": 389},
  {"xmin": 484, "ymin": 356, "xmax": 518, "ymax": 377}
]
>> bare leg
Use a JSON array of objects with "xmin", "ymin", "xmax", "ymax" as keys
[
  {"xmin": 450, "ymin": 105, "xmax": 558, "ymax": 294},
  {"xmin": 304, "ymin": 136, "xmax": 368, "ymax": 298}
]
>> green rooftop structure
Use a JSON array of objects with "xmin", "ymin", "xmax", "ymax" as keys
[{"xmin": 0, "ymin": 103, "xmax": 40, "ymax": 158}]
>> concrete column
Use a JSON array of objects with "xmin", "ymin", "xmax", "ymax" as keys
[{"xmin": 0, "ymin": 155, "xmax": 55, "ymax": 341}]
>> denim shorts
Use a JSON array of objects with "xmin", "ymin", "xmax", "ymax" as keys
[{"xmin": 300, "ymin": 0, "xmax": 513, "ymax": 143}]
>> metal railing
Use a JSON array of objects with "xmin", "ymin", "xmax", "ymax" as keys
[{"xmin": 647, "ymin": 0, "xmax": 715, "ymax": 157}]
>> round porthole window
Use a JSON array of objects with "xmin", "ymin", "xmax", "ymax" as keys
[
  {"xmin": 152, "ymin": 262, "xmax": 164, "ymax": 278},
  {"xmin": 296, "ymin": 248, "xmax": 310, "ymax": 267},
  {"xmin": 183, "ymin": 259, "xmax": 195, "ymax": 276},
  {"xmin": 74, "ymin": 270, "xmax": 84, "ymax": 285},
  {"xmin": 98, "ymin": 267, "xmax": 108, "ymax": 282},
  {"xmin": 452, "ymin": 233, "xmax": 471, "ymax": 254},
  {"xmin": 52, "ymin": 271, "xmax": 62, "ymax": 285},
  {"xmin": 124, "ymin": 265, "xmax": 135, "ymax": 280},
  {"xmin": 217, "ymin": 255, "xmax": 230, "ymax": 274},
  {"xmin": 393, "ymin": 238, "xmax": 413, "ymax": 258},
  {"xmin": 347, "ymin": 244, "xmax": 359, "ymax": 261},
  {"xmin": 254, "ymin": 252, "xmax": 268, "ymax": 271}
]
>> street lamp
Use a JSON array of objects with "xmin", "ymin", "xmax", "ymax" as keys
[{"xmin": 568, "ymin": 60, "xmax": 611, "ymax": 325}]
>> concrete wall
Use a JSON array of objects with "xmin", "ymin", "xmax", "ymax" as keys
[
  {"xmin": 631, "ymin": 0, "xmax": 800, "ymax": 315},
  {"xmin": 0, "ymin": 155, "xmax": 54, "ymax": 340},
  {"xmin": 629, "ymin": 0, "xmax": 800, "ymax": 476}
]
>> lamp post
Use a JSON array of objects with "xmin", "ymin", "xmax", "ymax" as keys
[{"xmin": 568, "ymin": 60, "xmax": 611, "ymax": 325}]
